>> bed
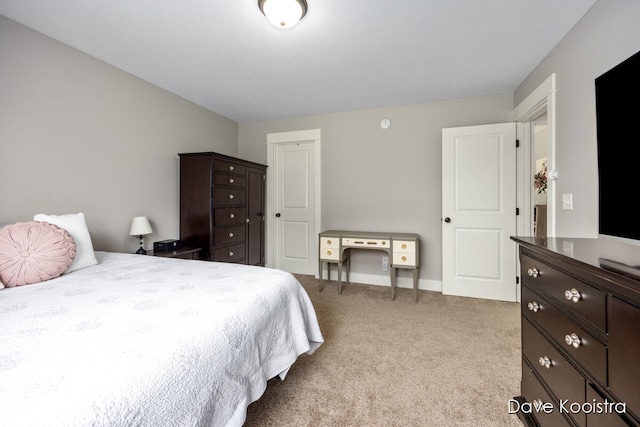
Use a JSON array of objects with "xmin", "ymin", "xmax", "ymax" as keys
[{"xmin": 0, "ymin": 250, "xmax": 324, "ymax": 426}]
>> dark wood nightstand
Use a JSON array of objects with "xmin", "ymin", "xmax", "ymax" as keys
[{"xmin": 150, "ymin": 247, "xmax": 202, "ymax": 260}]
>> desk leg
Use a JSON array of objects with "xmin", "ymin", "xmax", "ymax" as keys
[
  {"xmin": 318, "ymin": 260, "xmax": 324, "ymax": 292},
  {"xmin": 338, "ymin": 261, "xmax": 343, "ymax": 294},
  {"xmin": 413, "ymin": 267, "xmax": 419, "ymax": 303},
  {"xmin": 390, "ymin": 267, "xmax": 397, "ymax": 301}
]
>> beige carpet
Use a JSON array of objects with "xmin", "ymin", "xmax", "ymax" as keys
[{"xmin": 245, "ymin": 276, "xmax": 524, "ymax": 427}]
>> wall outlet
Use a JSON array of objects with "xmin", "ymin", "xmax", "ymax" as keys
[{"xmin": 382, "ymin": 256, "xmax": 389, "ymax": 271}]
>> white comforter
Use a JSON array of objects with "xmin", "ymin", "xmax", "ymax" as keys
[{"xmin": 0, "ymin": 252, "xmax": 323, "ymax": 427}]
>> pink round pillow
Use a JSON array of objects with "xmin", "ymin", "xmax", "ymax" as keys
[{"xmin": 0, "ymin": 221, "xmax": 77, "ymax": 287}]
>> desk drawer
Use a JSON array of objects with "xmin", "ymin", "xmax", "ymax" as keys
[
  {"xmin": 320, "ymin": 237, "xmax": 339, "ymax": 248},
  {"xmin": 320, "ymin": 248, "xmax": 340, "ymax": 261},
  {"xmin": 342, "ymin": 238, "xmax": 390, "ymax": 248}
]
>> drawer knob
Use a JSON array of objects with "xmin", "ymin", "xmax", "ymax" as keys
[
  {"xmin": 565, "ymin": 333, "xmax": 582, "ymax": 349},
  {"xmin": 564, "ymin": 288, "xmax": 581, "ymax": 303},
  {"xmin": 538, "ymin": 356, "xmax": 552, "ymax": 369},
  {"xmin": 527, "ymin": 301, "xmax": 539, "ymax": 312},
  {"xmin": 527, "ymin": 267, "xmax": 539, "ymax": 278},
  {"xmin": 228, "ymin": 194, "xmax": 234, "ymax": 199},
  {"xmin": 402, "ymin": 256, "xmax": 407, "ymax": 262},
  {"xmin": 229, "ymin": 213, "xmax": 235, "ymax": 219},
  {"xmin": 229, "ymin": 251, "xmax": 234, "ymax": 257},
  {"xmin": 229, "ymin": 178, "xmax": 234, "ymax": 184},
  {"xmin": 534, "ymin": 399, "xmax": 544, "ymax": 407},
  {"xmin": 327, "ymin": 250, "xmax": 332, "ymax": 256},
  {"xmin": 229, "ymin": 165, "xmax": 234, "ymax": 171},
  {"xmin": 228, "ymin": 232, "xmax": 234, "ymax": 238},
  {"xmin": 402, "ymin": 243, "xmax": 407, "ymax": 249},
  {"xmin": 327, "ymin": 240, "xmax": 332, "ymax": 245}
]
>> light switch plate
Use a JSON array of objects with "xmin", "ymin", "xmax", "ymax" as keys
[{"xmin": 562, "ymin": 194, "xmax": 573, "ymax": 210}]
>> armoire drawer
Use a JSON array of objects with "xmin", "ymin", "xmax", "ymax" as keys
[
  {"xmin": 213, "ymin": 243, "xmax": 246, "ymax": 263},
  {"xmin": 522, "ymin": 318, "xmax": 585, "ymax": 427},
  {"xmin": 213, "ymin": 172, "xmax": 246, "ymax": 188},
  {"xmin": 213, "ymin": 225, "xmax": 245, "ymax": 246},
  {"xmin": 521, "ymin": 254, "xmax": 606, "ymax": 331},
  {"xmin": 213, "ymin": 208, "xmax": 247, "ymax": 226},
  {"xmin": 213, "ymin": 159, "xmax": 246, "ymax": 175},
  {"xmin": 522, "ymin": 286, "xmax": 607, "ymax": 384},
  {"xmin": 213, "ymin": 189, "xmax": 246, "ymax": 206}
]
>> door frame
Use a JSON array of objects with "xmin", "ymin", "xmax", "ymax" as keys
[
  {"xmin": 265, "ymin": 128, "xmax": 322, "ymax": 271},
  {"xmin": 512, "ymin": 73, "xmax": 557, "ymax": 240}
]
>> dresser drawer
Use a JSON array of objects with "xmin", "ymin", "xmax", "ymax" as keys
[
  {"xmin": 521, "ymin": 254, "xmax": 606, "ymax": 331},
  {"xmin": 213, "ymin": 189, "xmax": 246, "ymax": 206},
  {"xmin": 213, "ymin": 225, "xmax": 245, "ymax": 246},
  {"xmin": 521, "ymin": 359, "xmax": 570, "ymax": 427},
  {"xmin": 213, "ymin": 208, "xmax": 247, "ymax": 226},
  {"xmin": 213, "ymin": 159, "xmax": 246, "ymax": 175},
  {"xmin": 213, "ymin": 172, "xmax": 246, "ymax": 188},
  {"xmin": 213, "ymin": 243, "xmax": 245, "ymax": 263},
  {"xmin": 523, "ymin": 286, "xmax": 607, "ymax": 384},
  {"xmin": 522, "ymin": 318, "xmax": 585, "ymax": 427},
  {"xmin": 586, "ymin": 383, "xmax": 630, "ymax": 427}
]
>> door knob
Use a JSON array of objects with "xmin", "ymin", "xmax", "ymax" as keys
[
  {"xmin": 275, "ymin": 213, "xmax": 281, "ymax": 217},
  {"xmin": 444, "ymin": 217, "xmax": 451, "ymax": 223}
]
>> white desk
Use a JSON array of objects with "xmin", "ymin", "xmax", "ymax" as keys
[{"xmin": 318, "ymin": 230, "xmax": 420, "ymax": 302}]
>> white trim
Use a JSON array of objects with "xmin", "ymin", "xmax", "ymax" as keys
[
  {"xmin": 265, "ymin": 129, "xmax": 322, "ymax": 272},
  {"xmin": 513, "ymin": 73, "xmax": 557, "ymax": 239}
]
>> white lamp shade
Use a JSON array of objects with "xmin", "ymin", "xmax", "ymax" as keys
[
  {"xmin": 129, "ymin": 216, "xmax": 153, "ymax": 236},
  {"xmin": 261, "ymin": 0, "xmax": 306, "ymax": 29}
]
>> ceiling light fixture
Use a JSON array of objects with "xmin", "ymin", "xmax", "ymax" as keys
[{"xmin": 258, "ymin": 0, "xmax": 308, "ymax": 29}]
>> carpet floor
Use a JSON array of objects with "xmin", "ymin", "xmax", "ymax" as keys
[{"xmin": 244, "ymin": 275, "xmax": 525, "ymax": 427}]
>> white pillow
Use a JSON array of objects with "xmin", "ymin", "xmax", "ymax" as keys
[{"xmin": 33, "ymin": 212, "xmax": 98, "ymax": 273}]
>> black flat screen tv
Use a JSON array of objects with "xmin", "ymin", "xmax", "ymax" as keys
[{"xmin": 596, "ymin": 49, "xmax": 640, "ymax": 243}]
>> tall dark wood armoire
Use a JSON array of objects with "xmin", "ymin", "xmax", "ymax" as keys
[{"xmin": 179, "ymin": 152, "xmax": 266, "ymax": 266}]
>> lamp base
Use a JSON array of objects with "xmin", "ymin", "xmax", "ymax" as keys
[{"xmin": 136, "ymin": 235, "xmax": 146, "ymax": 255}]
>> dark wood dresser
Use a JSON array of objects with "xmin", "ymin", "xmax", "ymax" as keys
[
  {"xmin": 512, "ymin": 236, "xmax": 640, "ymax": 427},
  {"xmin": 179, "ymin": 152, "xmax": 266, "ymax": 266}
]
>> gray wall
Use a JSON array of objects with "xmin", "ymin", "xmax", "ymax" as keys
[
  {"xmin": 515, "ymin": 0, "xmax": 640, "ymax": 238},
  {"xmin": 0, "ymin": 15, "xmax": 238, "ymax": 253},
  {"xmin": 239, "ymin": 95, "xmax": 514, "ymax": 286}
]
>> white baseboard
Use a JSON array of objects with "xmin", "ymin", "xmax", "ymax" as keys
[{"xmin": 314, "ymin": 270, "xmax": 442, "ymax": 293}]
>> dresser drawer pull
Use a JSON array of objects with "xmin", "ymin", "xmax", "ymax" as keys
[
  {"xmin": 527, "ymin": 301, "xmax": 540, "ymax": 312},
  {"xmin": 229, "ymin": 251, "xmax": 234, "ymax": 257},
  {"xmin": 327, "ymin": 240, "xmax": 332, "ymax": 245},
  {"xmin": 402, "ymin": 255, "xmax": 407, "ymax": 262},
  {"xmin": 327, "ymin": 250, "xmax": 332, "ymax": 256},
  {"xmin": 229, "ymin": 165, "xmax": 234, "ymax": 171},
  {"xmin": 539, "ymin": 356, "xmax": 552, "ymax": 369},
  {"xmin": 228, "ymin": 232, "xmax": 234, "ymax": 238},
  {"xmin": 229, "ymin": 178, "xmax": 234, "ymax": 184},
  {"xmin": 229, "ymin": 213, "xmax": 235, "ymax": 219},
  {"xmin": 228, "ymin": 194, "xmax": 234, "ymax": 199},
  {"xmin": 527, "ymin": 267, "xmax": 539, "ymax": 278},
  {"xmin": 564, "ymin": 288, "xmax": 581, "ymax": 303},
  {"xmin": 565, "ymin": 333, "xmax": 582, "ymax": 349}
]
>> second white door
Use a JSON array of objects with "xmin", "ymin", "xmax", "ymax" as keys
[
  {"xmin": 442, "ymin": 123, "xmax": 517, "ymax": 302},
  {"xmin": 274, "ymin": 141, "xmax": 317, "ymax": 275}
]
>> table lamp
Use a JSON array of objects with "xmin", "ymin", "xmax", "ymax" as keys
[{"xmin": 129, "ymin": 216, "xmax": 153, "ymax": 254}]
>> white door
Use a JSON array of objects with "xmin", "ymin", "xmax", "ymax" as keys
[
  {"xmin": 442, "ymin": 123, "xmax": 517, "ymax": 302},
  {"xmin": 273, "ymin": 141, "xmax": 317, "ymax": 275}
]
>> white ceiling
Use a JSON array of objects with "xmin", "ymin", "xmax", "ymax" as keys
[{"xmin": 0, "ymin": 0, "xmax": 598, "ymax": 123}]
